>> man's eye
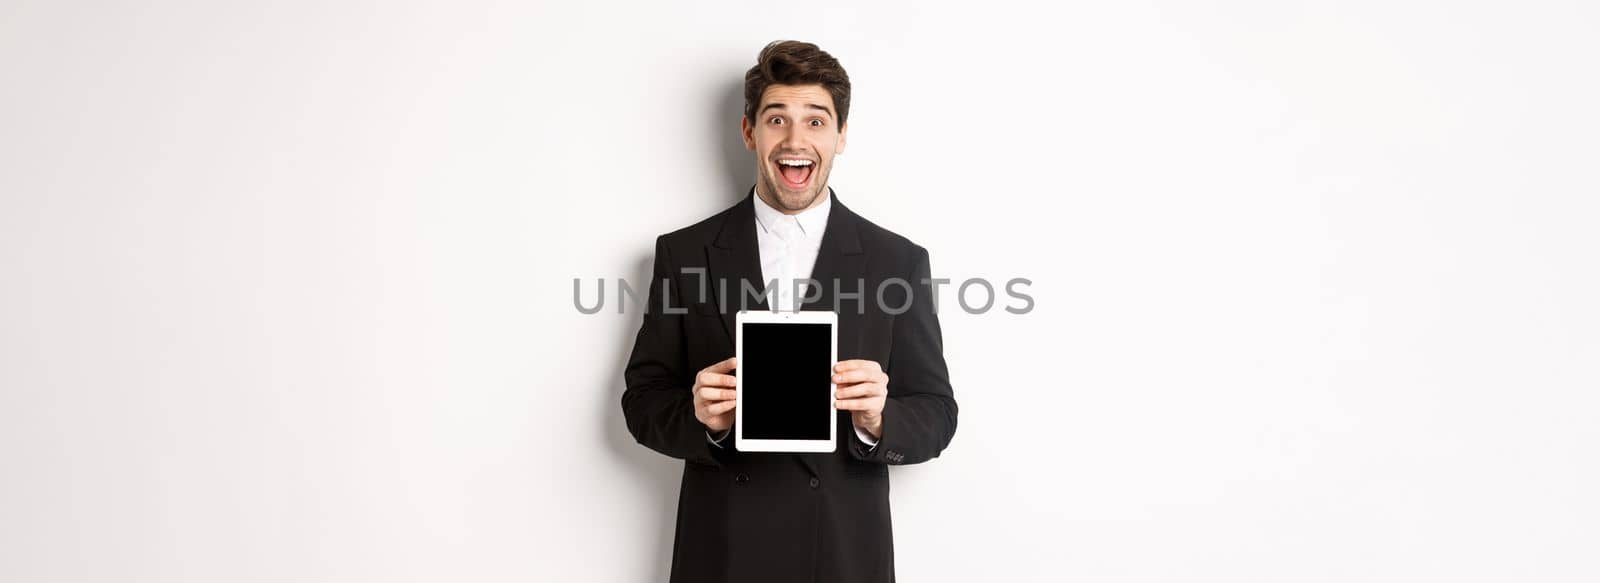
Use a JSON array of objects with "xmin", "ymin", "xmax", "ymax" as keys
[
  {"xmin": 809, "ymin": 119, "xmax": 823, "ymax": 127},
  {"xmin": 769, "ymin": 116, "xmax": 783, "ymax": 125}
]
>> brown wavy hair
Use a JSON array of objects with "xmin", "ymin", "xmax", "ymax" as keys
[{"xmin": 743, "ymin": 41, "xmax": 852, "ymax": 127}]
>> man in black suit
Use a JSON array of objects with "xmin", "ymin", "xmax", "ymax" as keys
[{"xmin": 622, "ymin": 40, "xmax": 958, "ymax": 583}]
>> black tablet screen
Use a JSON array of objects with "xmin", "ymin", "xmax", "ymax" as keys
[{"xmin": 741, "ymin": 322, "xmax": 832, "ymax": 440}]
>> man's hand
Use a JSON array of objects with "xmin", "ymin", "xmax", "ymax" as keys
[
  {"xmin": 834, "ymin": 359, "xmax": 888, "ymax": 439},
  {"xmin": 692, "ymin": 357, "xmax": 738, "ymax": 433}
]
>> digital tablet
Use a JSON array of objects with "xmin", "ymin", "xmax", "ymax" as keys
[{"xmin": 735, "ymin": 310, "xmax": 838, "ymax": 453}]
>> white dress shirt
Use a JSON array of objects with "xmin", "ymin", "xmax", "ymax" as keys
[{"xmin": 708, "ymin": 191, "xmax": 879, "ymax": 450}]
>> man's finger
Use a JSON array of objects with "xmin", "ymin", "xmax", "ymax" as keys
[
  {"xmin": 706, "ymin": 399, "xmax": 737, "ymax": 415},
  {"xmin": 832, "ymin": 369, "xmax": 885, "ymax": 385},
  {"xmin": 705, "ymin": 357, "xmax": 738, "ymax": 374},
  {"xmin": 833, "ymin": 359, "xmax": 881, "ymax": 374},
  {"xmin": 697, "ymin": 371, "xmax": 736, "ymax": 388},
  {"xmin": 834, "ymin": 385, "xmax": 886, "ymax": 400},
  {"xmin": 835, "ymin": 398, "xmax": 881, "ymax": 411},
  {"xmin": 698, "ymin": 386, "xmax": 736, "ymax": 402}
]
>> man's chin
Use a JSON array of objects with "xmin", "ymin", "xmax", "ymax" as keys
[{"xmin": 768, "ymin": 183, "xmax": 822, "ymax": 212}]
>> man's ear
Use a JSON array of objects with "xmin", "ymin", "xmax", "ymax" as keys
[
  {"xmin": 741, "ymin": 116, "xmax": 756, "ymax": 150},
  {"xmin": 836, "ymin": 121, "xmax": 848, "ymax": 155}
]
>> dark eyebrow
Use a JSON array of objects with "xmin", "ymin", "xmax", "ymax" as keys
[{"xmin": 759, "ymin": 102, "xmax": 835, "ymax": 119}]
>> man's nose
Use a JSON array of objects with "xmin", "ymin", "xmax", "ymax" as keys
[{"xmin": 777, "ymin": 125, "xmax": 802, "ymax": 148}]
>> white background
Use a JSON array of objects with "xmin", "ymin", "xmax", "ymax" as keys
[{"xmin": 3, "ymin": 1, "xmax": 1597, "ymax": 581}]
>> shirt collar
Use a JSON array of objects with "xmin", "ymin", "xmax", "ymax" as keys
[{"xmin": 753, "ymin": 188, "xmax": 832, "ymax": 239}]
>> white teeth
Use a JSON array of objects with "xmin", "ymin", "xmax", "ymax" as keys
[{"xmin": 777, "ymin": 159, "xmax": 814, "ymax": 167}]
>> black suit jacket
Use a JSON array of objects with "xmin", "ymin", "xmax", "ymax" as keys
[{"xmin": 622, "ymin": 188, "xmax": 959, "ymax": 583}]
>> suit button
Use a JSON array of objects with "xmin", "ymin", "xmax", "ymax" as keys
[
  {"xmin": 809, "ymin": 477, "xmax": 820, "ymax": 489},
  {"xmin": 735, "ymin": 473, "xmax": 749, "ymax": 484}
]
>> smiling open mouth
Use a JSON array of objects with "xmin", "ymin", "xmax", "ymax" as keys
[{"xmin": 776, "ymin": 158, "xmax": 814, "ymax": 189}]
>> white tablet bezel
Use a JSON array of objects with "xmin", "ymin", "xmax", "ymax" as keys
[{"xmin": 735, "ymin": 309, "xmax": 838, "ymax": 453}]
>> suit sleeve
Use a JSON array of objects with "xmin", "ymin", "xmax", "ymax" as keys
[
  {"xmin": 850, "ymin": 246, "xmax": 959, "ymax": 465},
  {"xmin": 621, "ymin": 236, "xmax": 722, "ymax": 467}
]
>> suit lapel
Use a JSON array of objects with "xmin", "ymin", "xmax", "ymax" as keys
[
  {"xmin": 802, "ymin": 189, "xmax": 867, "ymax": 333},
  {"xmin": 708, "ymin": 190, "xmax": 768, "ymax": 348}
]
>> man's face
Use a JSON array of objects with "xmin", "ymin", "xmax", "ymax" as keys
[{"xmin": 742, "ymin": 84, "xmax": 848, "ymax": 213}]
